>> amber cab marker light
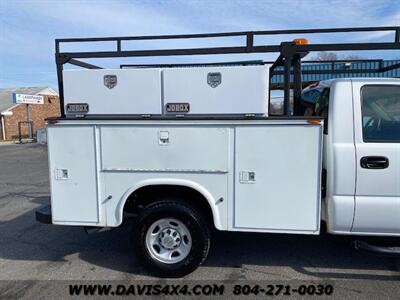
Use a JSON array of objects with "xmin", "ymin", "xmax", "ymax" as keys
[
  {"xmin": 307, "ymin": 119, "xmax": 322, "ymax": 125},
  {"xmin": 293, "ymin": 38, "xmax": 309, "ymax": 45}
]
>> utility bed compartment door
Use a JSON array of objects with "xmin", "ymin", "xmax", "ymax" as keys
[
  {"xmin": 100, "ymin": 126, "xmax": 229, "ymax": 172},
  {"xmin": 47, "ymin": 126, "xmax": 99, "ymax": 224},
  {"xmin": 234, "ymin": 125, "xmax": 322, "ymax": 233}
]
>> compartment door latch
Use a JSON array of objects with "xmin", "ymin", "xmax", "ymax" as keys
[
  {"xmin": 55, "ymin": 169, "xmax": 69, "ymax": 180},
  {"xmin": 159, "ymin": 130, "xmax": 170, "ymax": 145},
  {"xmin": 239, "ymin": 171, "xmax": 256, "ymax": 183}
]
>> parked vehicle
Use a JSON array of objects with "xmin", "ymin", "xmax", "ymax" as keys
[{"xmin": 36, "ymin": 27, "xmax": 400, "ymax": 277}]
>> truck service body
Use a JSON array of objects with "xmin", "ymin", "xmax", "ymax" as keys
[{"xmin": 37, "ymin": 27, "xmax": 400, "ymax": 276}]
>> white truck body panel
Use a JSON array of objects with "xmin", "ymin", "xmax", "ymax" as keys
[
  {"xmin": 47, "ymin": 126, "xmax": 100, "ymax": 224},
  {"xmin": 47, "ymin": 120, "xmax": 323, "ymax": 234},
  {"xmin": 234, "ymin": 125, "xmax": 321, "ymax": 232},
  {"xmin": 100, "ymin": 126, "xmax": 230, "ymax": 172},
  {"xmin": 322, "ymin": 78, "xmax": 400, "ymax": 236},
  {"xmin": 351, "ymin": 80, "xmax": 400, "ymax": 235},
  {"xmin": 324, "ymin": 80, "xmax": 356, "ymax": 233}
]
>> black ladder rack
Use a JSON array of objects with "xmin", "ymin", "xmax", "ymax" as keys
[{"xmin": 55, "ymin": 26, "xmax": 400, "ymax": 117}]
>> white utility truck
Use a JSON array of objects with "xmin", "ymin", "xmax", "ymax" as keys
[{"xmin": 36, "ymin": 27, "xmax": 400, "ymax": 277}]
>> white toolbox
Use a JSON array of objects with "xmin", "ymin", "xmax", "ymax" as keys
[
  {"xmin": 63, "ymin": 68, "xmax": 162, "ymax": 116},
  {"xmin": 163, "ymin": 65, "xmax": 269, "ymax": 115},
  {"xmin": 63, "ymin": 64, "xmax": 269, "ymax": 116}
]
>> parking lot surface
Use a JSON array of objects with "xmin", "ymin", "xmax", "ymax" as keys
[{"xmin": 0, "ymin": 144, "xmax": 399, "ymax": 298}]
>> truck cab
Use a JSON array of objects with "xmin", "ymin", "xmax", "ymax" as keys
[{"xmin": 302, "ymin": 78, "xmax": 400, "ymax": 236}]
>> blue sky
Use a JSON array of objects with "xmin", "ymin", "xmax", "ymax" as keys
[{"xmin": 0, "ymin": 0, "xmax": 399, "ymax": 89}]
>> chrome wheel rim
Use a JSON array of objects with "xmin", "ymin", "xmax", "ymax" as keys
[{"xmin": 145, "ymin": 218, "xmax": 192, "ymax": 264}]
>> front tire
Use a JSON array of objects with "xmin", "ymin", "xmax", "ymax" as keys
[{"xmin": 134, "ymin": 200, "xmax": 210, "ymax": 277}]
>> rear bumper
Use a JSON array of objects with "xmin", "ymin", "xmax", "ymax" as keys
[{"xmin": 35, "ymin": 204, "xmax": 52, "ymax": 224}]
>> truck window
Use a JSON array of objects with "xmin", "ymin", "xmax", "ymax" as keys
[
  {"xmin": 361, "ymin": 85, "xmax": 400, "ymax": 142},
  {"xmin": 301, "ymin": 87, "xmax": 330, "ymax": 133}
]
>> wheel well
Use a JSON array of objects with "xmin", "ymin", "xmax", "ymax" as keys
[{"xmin": 123, "ymin": 185, "xmax": 214, "ymax": 226}]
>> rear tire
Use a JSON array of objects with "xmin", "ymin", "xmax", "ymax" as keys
[{"xmin": 134, "ymin": 199, "xmax": 210, "ymax": 277}]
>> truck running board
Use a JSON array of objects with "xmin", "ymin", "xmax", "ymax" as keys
[
  {"xmin": 353, "ymin": 240, "xmax": 400, "ymax": 257},
  {"xmin": 83, "ymin": 226, "xmax": 113, "ymax": 234}
]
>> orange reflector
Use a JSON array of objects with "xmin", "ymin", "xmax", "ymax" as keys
[
  {"xmin": 293, "ymin": 38, "xmax": 308, "ymax": 45},
  {"xmin": 307, "ymin": 119, "xmax": 321, "ymax": 125}
]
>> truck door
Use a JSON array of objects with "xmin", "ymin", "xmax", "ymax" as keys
[{"xmin": 352, "ymin": 83, "xmax": 400, "ymax": 234}]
